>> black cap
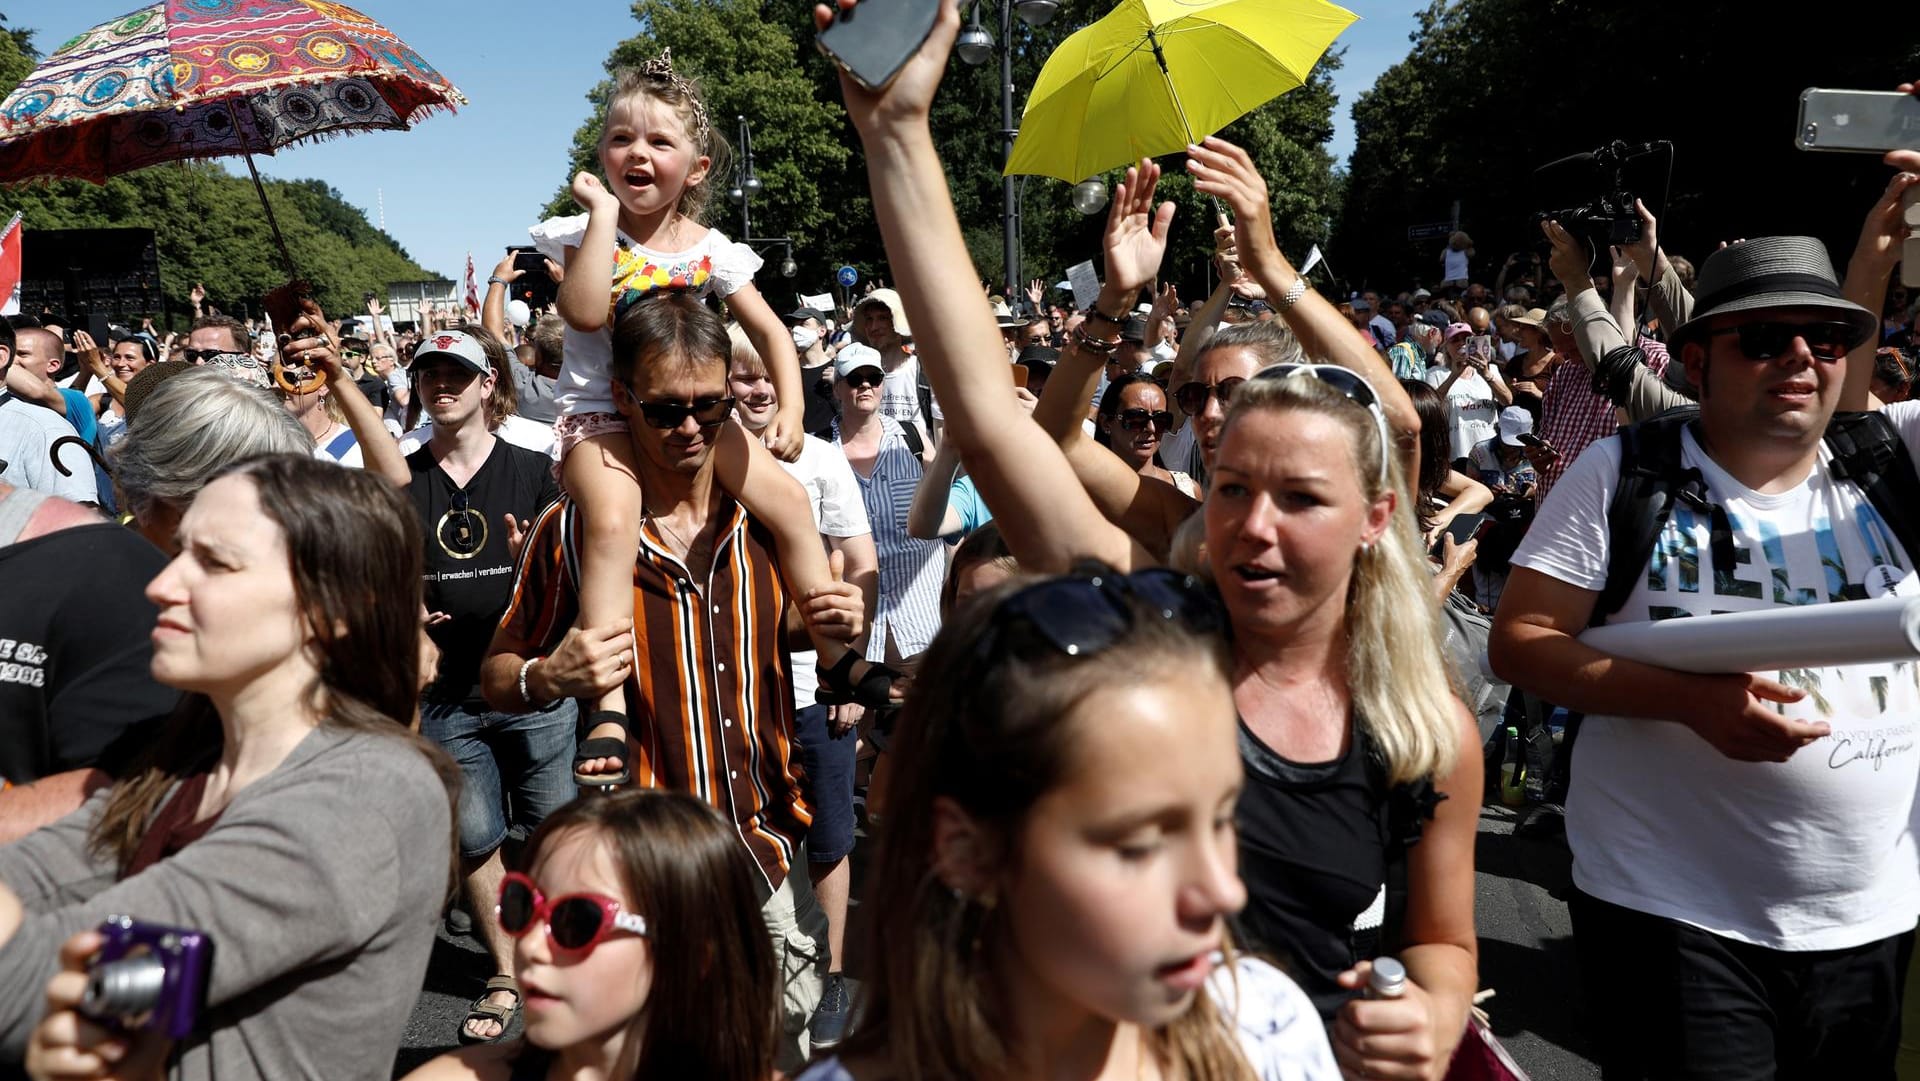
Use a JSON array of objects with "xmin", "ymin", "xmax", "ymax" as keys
[
  {"xmin": 784, "ymin": 307, "xmax": 825, "ymax": 325},
  {"xmin": 1017, "ymin": 344, "xmax": 1060, "ymax": 367},
  {"xmin": 1120, "ymin": 313, "xmax": 1148, "ymax": 343}
]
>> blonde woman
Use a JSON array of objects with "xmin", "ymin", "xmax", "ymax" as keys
[{"xmin": 817, "ymin": 0, "xmax": 1482, "ymax": 1074}]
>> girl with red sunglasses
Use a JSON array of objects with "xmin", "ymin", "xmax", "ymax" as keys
[{"xmin": 403, "ymin": 791, "xmax": 780, "ymax": 1081}]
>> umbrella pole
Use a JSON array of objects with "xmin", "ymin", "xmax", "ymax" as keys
[
  {"xmin": 1147, "ymin": 31, "xmax": 1229, "ymax": 226},
  {"xmin": 224, "ymin": 100, "xmax": 298, "ymax": 280}
]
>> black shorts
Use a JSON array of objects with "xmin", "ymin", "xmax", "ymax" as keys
[{"xmin": 1570, "ymin": 887, "xmax": 1913, "ymax": 1081}]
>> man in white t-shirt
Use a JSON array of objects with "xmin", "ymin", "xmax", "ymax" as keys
[
  {"xmin": 1489, "ymin": 235, "xmax": 1916, "ymax": 1079},
  {"xmin": 729, "ymin": 331, "xmax": 877, "ymax": 1050}
]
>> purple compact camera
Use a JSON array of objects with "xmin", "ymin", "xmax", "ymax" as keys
[{"xmin": 78, "ymin": 915, "xmax": 212, "ymax": 1040}]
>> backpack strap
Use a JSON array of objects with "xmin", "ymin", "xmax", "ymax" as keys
[
  {"xmin": 1824, "ymin": 410, "xmax": 1920, "ymax": 567},
  {"xmin": 1595, "ymin": 408, "xmax": 1717, "ymax": 626},
  {"xmin": 914, "ymin": 360, "xmax": 934, "ymax": 430},
  {"xmin": 897, "ymin": 418, "xmax": 924, "ymax": 458}
]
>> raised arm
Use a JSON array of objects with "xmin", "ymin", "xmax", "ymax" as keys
[
  {"xmin": 1545, "ymin": 219, "xmax": 1689, "ymax": 422},
  {"xmin": 555, "ymin": 175, "xmax": 620, "ymax": 334},
  {"xmin": 821, "ymin": 0, "xmax": 1143, "ymax": 574},
  {"xmin": 906, "ymin": 435, "xmax": 966, "ymax": 540},
  {"xmin": 482, "ymin": 252, "xmax": 523, "ymax": 342},
  {"xmin": 1187, "ymin": 138, "xmax": 1421, "ymax": 483},
  {"xmin": 286, "ymin": 300, "xmax": 409, "ymax": 489},
  {"xmin": 1839, "ymin": 168, "xmax": 1920, "ymax": 411}
]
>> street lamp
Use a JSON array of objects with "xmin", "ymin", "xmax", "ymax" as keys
[
  {"xmin": 728, "ymin": 114, "xmax": 761, "ymax": 242},
  {"xmin": 1071, "ymin": 178, "xmax": 1108, "ymax": 215},
  {"xmin": 957, "ymin": 0, "xmax": 1059, "ymax": 303}
]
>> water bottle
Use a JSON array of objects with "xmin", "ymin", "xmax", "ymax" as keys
[
  {"xmin": 1499, "ymin": 725, "xmax": 1526, "ymax": 807},
  {"xmin": 1546, "ymin": 707, "xmax": 1569, "ymax": 745},
  {"xmin": 1367, "ymin": 956, "xmax": 1407, "ymax": 999}
]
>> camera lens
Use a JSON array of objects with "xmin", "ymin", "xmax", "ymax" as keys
[{"xmin": 81, "ymin": 956, "xmax": 167, "ymax": 1020}]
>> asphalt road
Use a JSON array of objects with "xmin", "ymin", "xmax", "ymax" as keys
[{"xmin": 392, "ymin": 801, "xmax": 1600, "ymax": 1079}]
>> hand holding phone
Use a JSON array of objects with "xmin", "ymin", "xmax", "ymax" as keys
[
  {"xmin": 1429, "ymin": 512, "xmax": 1491, "ymax": 559},
  {"xmin": 816, "ymin": 0, "xmax": 942, "ymax": 91}
]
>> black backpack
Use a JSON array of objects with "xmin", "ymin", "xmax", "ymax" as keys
[{"xmin": 1594, "ymin": 406, "xmax": 1920, "ymax": 626}]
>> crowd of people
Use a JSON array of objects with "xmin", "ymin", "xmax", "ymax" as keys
[{"xmin": 0, "ymin": 5, "xmax": 1916, "ymax": 1079}]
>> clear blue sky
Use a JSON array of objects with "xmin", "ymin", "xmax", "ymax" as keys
[{"xmin": 20, "ymin": 0, "xmax": 1425, "ymax": 283}]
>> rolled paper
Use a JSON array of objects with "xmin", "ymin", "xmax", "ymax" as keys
[{"xmin": 1576, "ymin": 594, "xmax": 1920, "ymax": 674}]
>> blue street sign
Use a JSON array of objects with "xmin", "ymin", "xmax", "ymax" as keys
[{"xmin": 836, "ymin": 265, "xmax": 859, "ymax": 288}]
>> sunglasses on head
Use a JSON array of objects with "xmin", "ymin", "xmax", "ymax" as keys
[
  {"xmin": 634, "ymin": 394, "xmax": 735, "ymax": 430},
  {"xmin": 1115, "ymin": 408, "xmax": 1173, "ymax": 433},
  {"xmin": 1173, "ymin": 377, "xmax": 1246, "ymax": 416},
  {"xmin": 1709, "ymin": 320, "xmax": 1858, "ymax": 361},
  {"xmin": 1251, "ymin": 364, "xmax": 1393, "ymax": 484},
  {"xmin": 498, "ymin": 871, "xmax": 647, "ymax": 955},
  {"xmin": 976, "ymin": 567, "xmax": 1222, "ymax": 667}
]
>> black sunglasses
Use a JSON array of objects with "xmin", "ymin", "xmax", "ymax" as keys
[
  {"xmin": 1709, "ymin": 321, "xmax": 1857, "ymax": 361},
  {"xmin": 1115, "ymin": 408, "xmax": 1173, "ymax": 432},
  {"xmin": 842, "ymin": 368, "xmax": 884, "ymax": 390},
  {"xmin": 635, "ymin": 394, "xmax": 735, "ymax": 430},
  {"xmin": 1173, "ymin": 377, "xmax": 1246, "ymax": 415},
  {"xmin": 975, "ymin": 567, "xmax": 1222, "ymax": 665},
  {"xmin": 183, "ymin": 347, "xmax": 242, "ymax": 364}
]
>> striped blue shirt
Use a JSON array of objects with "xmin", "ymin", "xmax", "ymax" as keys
[{"xmin": 832, "ymin": 413, "xmax": 945, "ymax": 661}]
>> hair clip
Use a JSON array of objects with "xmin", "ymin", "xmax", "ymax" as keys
[{"xmin": 634, "ymin": 48, "xmax": 711, "ymax": 145}]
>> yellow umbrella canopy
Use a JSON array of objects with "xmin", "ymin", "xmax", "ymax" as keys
[{"xmin": 1006, "ymin": 0, "xmax": 1356, "ymax": 182}]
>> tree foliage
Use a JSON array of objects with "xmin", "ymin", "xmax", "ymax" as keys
[
  {"xmin": 1336, "ymin": 0, "xmax": 1920, "ymax": 292},
  {"xmin": 546, "ymin": 0, "xmax": 1345, "ymax": 304}
]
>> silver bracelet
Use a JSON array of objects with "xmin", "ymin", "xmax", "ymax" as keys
[
  {"xmin": 1278, "ymin": 277, "xmax": 1309, "ymax": 310},
  {"xmin": 518, "ymin": 656, "xmax": 543, "ymax": 707}
]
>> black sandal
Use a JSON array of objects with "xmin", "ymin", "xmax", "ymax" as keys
[
  {"xmin": 573, "ymin": 709, "xmax": 632, "ymax": 788},
  {"xmin": 815, "ymin": 652, "xmax": 904, "ymax": 709}
]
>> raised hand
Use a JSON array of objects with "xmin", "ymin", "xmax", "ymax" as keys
[
  {"xmin": 1622, "ymin": 198, "xmax": 1660, "ymax": 279},
  {"xmin": 492, "ymin": 251, "xmax": 526, "ymax": 283},
  {"xmin": 1101, "ymin": 158, "xmax": 1176, "ymax": 298},
  {"xmin": 1026, "ymin": 278, "xmax": 1046, "ymax": 312},
  {"xmin": 571, "ymin": 171, "xmax": 618, "ymax": 215},
  {"xmin": 1186, "ymin": 138, "xmax": 1278, "ymax": 280},
  {"xmin": 1541, "ymin": 218, "xmax": 1593, "ymax": 294}
]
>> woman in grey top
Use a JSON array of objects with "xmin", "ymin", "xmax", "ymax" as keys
[{"xmin": 0, "ymin": 454, "xmax": 459, "ymax": 1081}]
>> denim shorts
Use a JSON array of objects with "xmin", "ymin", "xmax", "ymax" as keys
[
  {"xmin": 791, "ymin": 704, "xmax": 857, "ymax": 863},
  {"xmin": 418, "ymin": 698, "xmax": 578, "ymax": 860}
]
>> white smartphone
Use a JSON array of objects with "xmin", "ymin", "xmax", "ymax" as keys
[
  {"xmin": 1796, "ymin": 88, "xmax": 1920, "ymax": 153},
  {"xmin": 1796, "ymin": 89, "xmax": 1920, "ymax": 290}
]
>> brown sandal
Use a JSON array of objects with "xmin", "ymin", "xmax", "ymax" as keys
[{"xmin": 458, "ymin": 975, "xmax": 521, "ymax": 1044}]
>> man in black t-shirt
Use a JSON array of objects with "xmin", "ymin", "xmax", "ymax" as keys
[
  {"xmin": 0, "ymin": 482, "xmax": 179, "ymax": 843},
  {"xmin": 401, "ymin": 328, "xmax": 569, "ymax": 1043}
]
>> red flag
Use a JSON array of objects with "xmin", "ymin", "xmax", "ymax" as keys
[
  {"xmin": 0, "ymin": 214, "xmax": 21, "ymax": 317},
  {"xmin": 463, "ymin": 252, "xmax": 479, "ymax": 317}
]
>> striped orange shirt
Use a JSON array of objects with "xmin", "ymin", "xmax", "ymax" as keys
[{"xmin": 495, "ymin": 495, "xmax": 811, "ymax": 892}]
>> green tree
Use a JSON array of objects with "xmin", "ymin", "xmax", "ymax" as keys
[{"xmin": 0, "ymin": 12, "xmax": 33, "ymax": 90}]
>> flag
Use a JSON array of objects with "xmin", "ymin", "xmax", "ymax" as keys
[
  {"xmin": 1299, "ymin": 244, "xmax": 1325, "ymax": 279},
  {"xmin": 463, "ymin": 253, "xmax": 479, "ymax": 317},
  {"xmin": 0, "ymin": 214, "xmax": 22, "ymax": 317}
]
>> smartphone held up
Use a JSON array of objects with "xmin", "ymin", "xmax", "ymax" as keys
[
  {"xmin": 815, "ymin": 0, "xmax": 941, "ymax": 91},
  {"xmin": 1795, "ymin": 87, "xmax": 1920, "ymax": 288}
]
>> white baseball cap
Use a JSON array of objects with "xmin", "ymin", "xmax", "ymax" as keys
[
  {"xmin": 1497, "ymin": 406, "xmax": 1534, "ymax": 446},
  {"xmin": 834, "ymin": 342, "xmax": 885, "ymax": 380}
]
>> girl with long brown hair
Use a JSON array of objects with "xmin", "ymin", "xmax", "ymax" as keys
[
  {"xmin": 404, "ymin": 790, "xmax": 781, "ymax": 1081},
  {"xmin": 0, "ymin": 454, "xmax": 459, "ymax": 1080}
]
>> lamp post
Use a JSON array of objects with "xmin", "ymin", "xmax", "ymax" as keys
[
  {"xmin": 727, "ymin": 113, "xmax": 764, "ymax": 244},
  {"xmin": 957, "ymin": 0, "xmax": 1060, "ymax": 303}
]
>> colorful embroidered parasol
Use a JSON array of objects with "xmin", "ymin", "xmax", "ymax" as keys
[{"xmin": 0, "ymin": 0, "xmax": 465, "ymax": 274}]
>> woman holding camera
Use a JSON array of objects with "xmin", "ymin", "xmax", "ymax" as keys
[{"xmin": 0, "ymin": 454, "xmax": 459, "ymax": 1081}]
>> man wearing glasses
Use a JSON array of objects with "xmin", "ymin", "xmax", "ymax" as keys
[
  {"xmin": 1490, "ymin": 232, "xmax": 1919, "ymax": 1079},
  {"xmin": 483, "ymin": 294, "xmax": 841, "ymax": 1069},
  {"xmin": 182, "ymin": 314, "xmax": 250, "ymax": 363},
  {"xmin": 402, "ymin": 327, "xmax": 571, "ymax": 1044}
]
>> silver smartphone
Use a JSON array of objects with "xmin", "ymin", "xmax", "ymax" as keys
[
  {"xmin": 1797, "ymin": 89, "xmax": 1920, "ymax": 152},
  {"xmin": 1797, "ymin": 89, "xmax": 1920, "ymax": 289}
]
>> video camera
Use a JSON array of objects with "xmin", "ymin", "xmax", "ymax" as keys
[{"xmin": 1533, "ymin": 140, "xmax": 1672, "ymax": 253}]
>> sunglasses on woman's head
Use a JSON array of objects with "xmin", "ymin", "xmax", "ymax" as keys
[
  {"xmin": 1173, "ymin": 377, "xmax": 1246, "ymax": 415},
  {"xmin": 1708, "ymin": 320, "xmax": 1857, "ymax": 361},
  {"xmin": 1251, "ymin": 364, "xmax": 1393, "ymax": 485},
  {"xmin": 634, "ymin": 395, "xmax": 735, "ymax": 430},
  {"xmin": 976, "ymin": 567, "xmax": 1221, "ymax": 666},
  {"xmin": 1115, "ymin": 408, "xmax": 1173, "ymax": 433},
  {"xmin": 498, "ymin": 871, "xmax": 647, "ymax": 956}
]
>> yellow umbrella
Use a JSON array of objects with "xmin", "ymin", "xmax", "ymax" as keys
[{"xmin": 1005, "ymin": 0, "xmax": 1356, "ymax": 182}]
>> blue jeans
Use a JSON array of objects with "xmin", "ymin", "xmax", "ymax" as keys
[
  {"xmin": 792, "ymin": 704, "xmax": 857, "ymax": 863},
  {"xmin": 419, "ymin": 698, "xmax": 577, "ymax": 860}
]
